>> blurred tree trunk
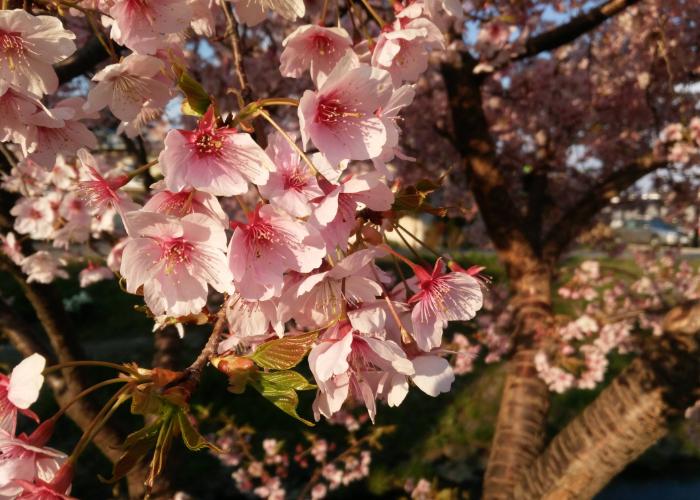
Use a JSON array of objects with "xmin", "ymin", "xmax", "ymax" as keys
[{"xmin": 442, "ymin": 53, "xmax": 553, "ymax": 498}]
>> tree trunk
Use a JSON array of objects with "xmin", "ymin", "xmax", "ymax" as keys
[
  {"xmin": 483, "ymin": 267, "xmax": 553, "ymax": 499},
  {"xmin": 515, "ymin": 301, "xmax": 700, "ymax": 499},
  {"xmin": 441, "ymin": 53, "xmax": 554, "ymax": 498}
]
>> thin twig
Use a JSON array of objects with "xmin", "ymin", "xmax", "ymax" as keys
[
  {"xmin": 220, "ymin": 0, "xmax": 251, "ymax": 103},
  {"xmin": 186, "ymin": 305, "xmax": 229, "ymax": 385}
]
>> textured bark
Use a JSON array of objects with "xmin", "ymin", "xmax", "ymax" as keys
[
  {"xmin": 442, "ymin": 54, "xmax": 552, "ymax": 498},
  {"xmin": 483, "ymin": 269, "xmax": 553, "ymax": 499},
  {"xmin": 515, "ymin": 301, "xmax": 700, "ymax": 499}
]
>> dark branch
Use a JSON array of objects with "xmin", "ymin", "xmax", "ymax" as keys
[
  {"xmin": 55, "ymin": 37, "xmax": 120, "ymax": 85},
  {"xmin": 542, "ymin": 155, "xmax": 667, "ymax": 263},
  {"xmin": 514, "ymin": 0, "xmax": 642, "ymax": 62}
]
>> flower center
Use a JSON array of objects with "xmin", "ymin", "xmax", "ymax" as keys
[
  {"xmin": 316, "ymin": 95, "xmax": 362, "ymax": 125},
  {"xmin": 162, "ymin": 238, "xmax": 193, "ymax": 273},
  {"xmin": 311, "ymin": 34, "xmax": 333, "ymax": 56},
  {"xmin": 0, "ymin": 30, "xmax": 25, "ymax": 70},
  {"xmin": 194, "ymin": 131, "xmax": 225, "ymax": 155},
  {"xmin": 283, "ymin": 168, "xmax": 308, "ymax": 192}
]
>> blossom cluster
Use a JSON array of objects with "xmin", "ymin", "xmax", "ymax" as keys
[
  {"xmin": 656, "ymin": 117, "xmax": 700, "ymax": 163},
  {"xmin": 210, "ymin": 412, "xmax": 379, "ymax": 499},
  {"xmin": 0, "ymin": 354, "xmax": 74, "ymax": 498},
  {"xmin": 0, "ymin": 0, "xmax": 483, "ymax": 432},
  {"xmin": 536, "ymin": 251, "xmax": 700, "ymax": 393}
]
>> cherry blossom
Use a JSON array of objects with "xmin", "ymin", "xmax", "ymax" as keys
[
  {"xmin": 0, "ymin": 82, "xmax": 46, "ymax": 155},
  {"xmin": 220, "ymin": 294, "xmax": 283, "ymax": 351},
  {"xmin": 298, "ymin": 53, "xmax": 393, "ymax": 166},
  {"xmin": 78, "ymin": 265, "xmax": 114, "ymax": 288},
  {"xmin": 0, "ymin": 354, "xmax": 45, "ymax": 436},
  {"xmin": 75, "ymin": 149, "xmax": 139, "ymax": 217},
  {"xmin": 0, "ymin": 10, "xmax": 76, "ymax": 97},
  {"xmin": 84, "ymin": 54, "xmax": 173, "ymax": 122},
  {"xmin": 25, "ymin": 98, "xmax": 97, "ymax": 168},
  {"xmin": 11, "ymin": 194, "xmax": 56, "ymax": 240},
  {"xmin": 0, "ymin": 423, "xmax": 67, "ymax": 499},
  {"xmin": 143, "ymin": 183, "xmax": 228, "ymax": 227},
  {"xmin": 20, "ymin": 251, "xmax": 68, "ymax": 284},
  {"xmin": 279, "ymin": 248, "xmax": 385, "ymax": 329},
  {"xmin": 227, "ymin": 204, "xmax": 325, "ymax": 300},
  {"xmin": 406, "ymin": 259, "xmax": 483, "ymax": 351},
  {"xmin": 160, "ymin": 107, "xmax": 274, "ymax": 196},
  {"xmin": 120, "ymin": 211, "xmax": 233, "ymax": 317},
  {"xmin": 229, "ymin": 0, "xmax": 305, "ymax": 26},
  {"xmin": 373, "ymin": 84, "xmax": 416, "ymax": 178},
  {"xmin": 280, "ymin": 25, "xmax": 353, "ymax": 83},
  {"xmin": 310, "ymin": 172, "xmax": 394, "ymax": 252},
  {"xmin": 258, "ymin": 132, "xmax": 323, "ymax": 217},
  {"xmin": 309, "ymin": 322, "xmax": 415, "ymax": 422},
  {"xmin": 371, "ymin": 17, "xmax": 444, "ymax": 86},
  {"xmin": 107, "ymin": 0, "xmax": 192, "ymax": 54}
]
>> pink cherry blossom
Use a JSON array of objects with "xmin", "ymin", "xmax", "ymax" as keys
[
  {"xmin": 78, "ymin": 264, "xmax": 114, "ymax": 287},
  {"xmin": 258, "ymin": 132, "xmax": 323, "ymax": 217},
  {"xmin": 11, "ymin": 195, "xmax": 56, "ymax": 240},
  {"xmin": 190, "ymin": 0, "xmax": 216, "ymax": 36},
  {"xmin": 309, "ymin": 322, "xmax": 415, "ymax": 422},
  {"xmin": 371, "ymin": 18, "xmax": 445, "ymax": 86},
  {"xmin": 0, "ymin": 232, "xmax": 24, "ymax": 265},
  {"xmin": 143, "ymin": 183, "xmax": 228, "ymax": 227},
  {"xmin": 219, "ymin": 293, "xmax": 283, "ymax": 351},
  {"xmin": 1, "ymin": 159, "xmax": 49, "ymax": 196},
  {"xmin": 26, "ymin": 98, "xmax": 98, "ymax": 168},
  {"xmin": 310, "ymin": 172, "xmax": 394, "ymax": 252},
  {"xmin": 20, "ymin": 251, "xmax": 68, "ymax": 284},
  {"xmin": 227, "ymin": 204, "xmax": 325, "ymax": 300},
  {"xmin": 280, "ymin": 25, "xmax": 353, "ymax": 83},
  {"xmin": 107, "ymin": 0, "xmax": 191, "ymax": 54},
  {"xmin": 298, "ymin": 52, "xmax": 393, "ymax": 166},
  {"xmin": 0, "ymin": 82, "xmax": 46, "ymax": 155},
  {"xmin": 406, "ymin": 259, "xmax": 483, "ymax": 351},
  {"xmin": 0, "ymin": 354, "xmax": 45, "ymax": 436},
  {"xmin": 84, "ymin": 54, "xmax": 172, "ymax": 122},
  {"xmin": 410, "ymin": 355, "xmax": 454, "ymax": 396},
  {"xmin": 120, "ymin": 211, "xmax": 232, "ymax": 317},
  {"xmin": 0, "ymin": 10, "xmax": 76, "ymax": 97},
  {"xmin": 279, "ymin": 248, "xmax": 385, "ymax": 329},
  {"xmin": 229, "ymin": 0, "xmax": 305, "ymax": 26},
  {"xmin": 159, "ymin": 107, "xmax": 274, "ymax": 196},
  {"xmin": 374, "ymin": 84, "xmax": 416, "ymax": 178},
  {"xmin": 75, "ymin": 149, "xmax": 139, "ymax": 218},
  {"xmin": 0, "ymin": 424, "xmax": 67, "ymax": 499}
]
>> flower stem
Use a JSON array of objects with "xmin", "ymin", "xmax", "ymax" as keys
[
  {"xmin": 358, "ymin": 0, "xmax": 386, "ymax": 28},
  {"xmin": 51, "ymin": 378, "xmax": 128, "ymax": 421},
  {"xmin": 395, "ymin": 223, "xmax": 442, "ymax": 259},
  {"xmin": 43, "ymin": 360, "xmax": 137, "ymax": 376},
  {"xmin": 127, "ymin": 159, "xmax": 158, "ymax": 180},
  {"xmin": 257, "ymin": 97, "xmax": 299, "ymax": 108},
  {"xmin": 69, "ymin": 385, "xmax": 131, "ymax": 463},
  {"xmin": 257, "ymin": 110, "xmax": 323, "ymax": 179}
]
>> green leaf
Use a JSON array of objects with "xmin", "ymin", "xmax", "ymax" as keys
[
  {"xmin": 250, "ymin": 370, "xmax": 316, "ymax": 426},
  {"xmin": 176, "ymin": 69, "xmax": 212, "ymax": 117},
  {"xmin": 249, "ymin": 331, "xmax": 318, "ymax": 370},
  {"xmin": 176, "ymin": 410, "xmax": 220, "ymax": 452},
  {"xmin": 391, "ymin": 178, "xmax": 447, "ymax": 217},
  {"xmin": 146, "ymin": 408, "xmax": 176, "ymax": 491},
  {"xmin": 104, "ymin": 421, "xmax": 162, "ymax": 483}
]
